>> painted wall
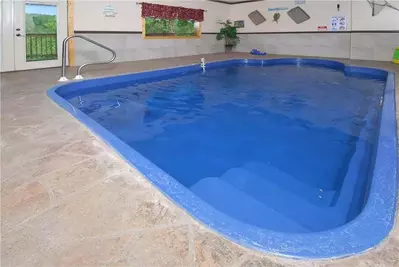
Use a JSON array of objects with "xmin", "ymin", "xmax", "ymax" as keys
[
  {"xmin": 74, "ymin": 0, "xmax": 397, "ymax": 63},
  {"xmin": 352, "ymin": 0, "xmax": 399, "ymax": 30},
  {"xmin": 228, "ymin": 0, "xmax": 399, "ymax": 32},
  {"xmin": 74, "ymin": 0, "xmax": 228, "ymax": 32},
  {"xmin": 73, "ymin": 0, "xmax": 229, "ymax": 65},
  {"xmin": 228, "ymin": 0, "xmax": 399, "ymax": 61},
  {"xmin": 229, "ymin": 1, "xmax": 350, "ymax": 32}
]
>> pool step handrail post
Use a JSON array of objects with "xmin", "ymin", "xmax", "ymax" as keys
[
  {"xmin": 200, "ymin": 58, "xmax": 206, "ymax": 72},
  {"xmin": 58, "ymin": 34, "xmax": 116, "ymax": 82}
]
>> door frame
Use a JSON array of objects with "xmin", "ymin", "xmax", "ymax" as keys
[{"xmin": 1, "ymin": 0, "xmax": 15, "ymax": 72}]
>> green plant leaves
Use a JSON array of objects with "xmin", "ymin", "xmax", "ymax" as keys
[{"xmin": 216, "ymin": 20, "xmax": 240, "ymax": 47}]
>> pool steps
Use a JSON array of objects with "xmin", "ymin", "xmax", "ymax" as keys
[
  {"xmin": 190, "ymin": 162, "xmax": 351, "ymax": 232},
  {"xmin": 190, "ymin": 177, "xmax": 310, "ymax": 233},
  {"xmin": 243, "ymin": 162, "xmax": 335, "ymax": 206}
]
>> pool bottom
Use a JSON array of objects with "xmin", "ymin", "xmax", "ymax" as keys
[{"xmin": 48, "ymin": 58, "xmax": 397, "ymax": 259}]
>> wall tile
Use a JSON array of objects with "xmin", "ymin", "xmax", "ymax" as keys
[
  {"xmin": 75, "ymin": 33, "xmax": 222, "ymax": 65},
  {"xmin": 350, "ymin": 33, "xmax": 399, "ymax": 61},
  {"xmin": 74, "ymin": 32, "xmax": 397, "ymax": 64},
  {"xmin": 236, "ymin": 33, "xmax": 351, "ymax": 59}
]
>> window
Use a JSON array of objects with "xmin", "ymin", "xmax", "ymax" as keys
[
  {"xmin": 25, "ymin": 3, "xmax": 57, "ymax": 61},
  {"xmin": 143, "ymin": 17, "xmax": 201, "ymax": 39},
  {"xmin": 140, "ymin": 3, "xmax": 204, "ymax": 39}
]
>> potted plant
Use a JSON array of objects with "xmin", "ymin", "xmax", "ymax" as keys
[{"xmin": 216, "ymin": 20, "xmax": 240, "ymax": 52}]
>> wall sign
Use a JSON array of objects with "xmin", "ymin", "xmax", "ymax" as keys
[
  {"xmin": 248, "ymin": 10, "xmax": 266, "ymax": 25},
  {"xmin": 295, "ymin": 0, "xmax": 306, "ymax": 5},
  {"xmin": 287, "ymin": 6, "xmax": 310, "ymax": 24},
  {"xmin": 318, "ymin": 26, "xmax": 328, "ymax": 31},
  {"xmin": 268, "ymin": 7, "xmax": 289, "ymax": 11},
  {"xmin": 330, "ymin": 16, "xmax": 347, "ymax": 31},
  {"xmin": 234, "ymin": 20, "xmax": 245, "ymax": 28},
  {"xmin": 103, "ymin": 4, "xmax": 117, "ymax": 17}
]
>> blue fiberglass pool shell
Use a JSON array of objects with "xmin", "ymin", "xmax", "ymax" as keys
[{"xmin": 48, "ymin": 58, "xmax": 398, "ymax": 259}]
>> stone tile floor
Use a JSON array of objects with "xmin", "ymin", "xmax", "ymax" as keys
[{"xmin": 1, "ymin": 53, "xmax": 399, "ymax": 267}]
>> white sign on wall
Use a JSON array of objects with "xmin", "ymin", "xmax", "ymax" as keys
[
  {"xmin": 295, "ymin": 0, "xmax": 306, "ymax": 5},
  {"xmin": 103, "ymin": 4, "xmax": 117, "ymax": 17},
  {"xmin": 330, "ymin": 16, "xmax": 347, "ymax": 31}
]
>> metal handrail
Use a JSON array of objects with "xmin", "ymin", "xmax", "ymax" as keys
[{"xmin": 59, "ymin": 34, "xmax": 116, "ymax": 82}]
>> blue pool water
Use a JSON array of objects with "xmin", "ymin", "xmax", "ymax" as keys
[
  {"xmin": 50, "ymin": 59, "xmax": 397, "ymax": 258},
  {"xmin": 66, "ymin": 64, "xmax": 384, "ymax": 232}
]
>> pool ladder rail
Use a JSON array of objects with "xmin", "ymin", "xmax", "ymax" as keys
[
  {"xmin": 58, "ymin": 34, "xmax": 116, "ymax": 82},
  {"xmin": 200, "ymin": 58, "xmax": 206, "ymax": 72}
]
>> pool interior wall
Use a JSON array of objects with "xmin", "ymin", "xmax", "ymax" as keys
[
  {"xmin": 48, "ymin": 58, "xmax": 398, "ymax": 259},
  {"xmin": 65, "ymin": 62, "xmax": 383, "ymax": 233}
]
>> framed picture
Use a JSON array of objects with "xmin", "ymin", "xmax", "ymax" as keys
[
  {"xmin": 248, "ymin": 10, "xmax": 266, "ymax": 26},
  {"xmin": 234, "ymin": 20, "xmax": 245, "ymax": 28},
  {"xmin": 287, "ymin": 6, "xmax": 310, "ymax": 24}
]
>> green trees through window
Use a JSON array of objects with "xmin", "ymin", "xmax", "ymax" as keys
[
  {"xmin": 144, "ymin": 18, "xmax": 198, "ymax": 37},
  {"xmin": 26, "ymin": 13, "xmax": 57, "ymax": 34},
  {"xmin": 25, "ymin": 3, "xmax": 58, "ymax": 61}
]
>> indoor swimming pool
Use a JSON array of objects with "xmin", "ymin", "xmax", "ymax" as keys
[{"xmin": 48, "ymin": 58, "xmax": 397, "ymax": 259}]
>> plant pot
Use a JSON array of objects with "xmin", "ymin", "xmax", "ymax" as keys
[{"xmin": 225, "ymin": 44, "xmax": 234, "ymax": 53}]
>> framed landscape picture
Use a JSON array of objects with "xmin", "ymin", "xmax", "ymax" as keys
[{"xmin": 234, "ymin": 20, "xmax": 245, "ymax": 28}]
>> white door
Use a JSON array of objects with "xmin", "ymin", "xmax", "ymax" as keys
[{"xmin": 14, "ymin": 0, "xmax": 67, "ymax": 70}]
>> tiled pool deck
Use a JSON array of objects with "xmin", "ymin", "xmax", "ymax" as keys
[{"xmin": 1, "ymin": 53, "xmax": 398, "ymax": 267}]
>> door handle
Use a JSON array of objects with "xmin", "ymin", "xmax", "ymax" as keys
[{"xmin": 16, "ymin": 33, "xmax": 26, "ymax": 37}]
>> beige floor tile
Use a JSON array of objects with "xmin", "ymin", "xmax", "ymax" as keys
[
  {"xmin": 52, "ymin": 234, "xmax": 135, "ymax": 267},
  {"xmin": 1, "ymin": 224, "xmax": 49, "ymax": 267},
  {"xmin": 237, "ymin": 257, "xmax": 289, "ymax": 267},
  {"xmin": 1, "ymin": 181, "xmax": 51, "ymax": 233},
  {"xmin": 1, "ymin": 152, "xmax": 89, "ymax": 191},
  {"xmin": 39, "ymin": 155, "xmax": 148, "ymax": 202},
  {"xmin": 60, "ymin": 138, "xmax": 109, "ymax": 157},
  {"xmin": 0, "ymin": 126, "xmax": 45, "ymax": 158},
  {"xmin": 193, "ymin": 224, "xmax": 246, "ymax": 267},
  {"xmin": 1, "ymin": 139, "xmax": 71, "ymax": 167},
  {"xmin": 1, "ymin": 109, "xmax": 56, "ymax": 128},
  {"xmin": 238, "ymin": 254, "xmax": 322, "ymax": 267},
  {"xmin": 13, "ymin": 116, "xmax": 92, "ymax": 143},
  {"xmin": 110, "ymin": 225, "xmax": 192, "ymax": 267},
  {"xmin": 1, "ymin": 179, "xmax": 186, "ymax": 266},
  {"xmin": 8, "ymin": 175, "xmax": 184, "ymax": 241}
]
